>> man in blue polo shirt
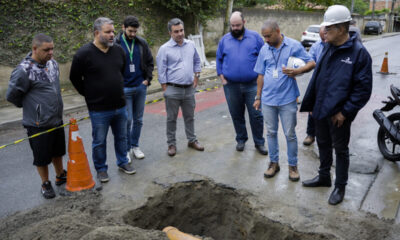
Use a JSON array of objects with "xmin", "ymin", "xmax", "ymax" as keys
[
  {"xmin": 253, "ymin": 19, "xmax": 315, "ymax": 182},
  {"xmin": 216, "ymin": 11, "xmax": 267, "ymax": 155}
]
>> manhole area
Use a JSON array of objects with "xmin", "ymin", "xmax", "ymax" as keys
[{"xmin": 123, "ymin": 180, "xmax": 337, "ymax": 240}]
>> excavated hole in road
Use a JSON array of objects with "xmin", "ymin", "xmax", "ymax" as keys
[{"xmin": 123, "ymin": 180, "xmax": 337, "ymax": 240}]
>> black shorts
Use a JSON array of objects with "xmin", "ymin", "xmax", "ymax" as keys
[{"xmin": 26, "ymin": 126, "xmax": 66, "ymax": 166}]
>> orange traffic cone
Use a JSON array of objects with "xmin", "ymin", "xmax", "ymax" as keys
[
  {"xmin": 66, "ymin": 118, "xmax": 95, "ymax": 192},
  {"xmin": 378, "ymin": 52, "xmax": 389, "ymax": 74},
  {"xmin": 163, "ymin": 227, "xmax": 201, "ymax": 240}
]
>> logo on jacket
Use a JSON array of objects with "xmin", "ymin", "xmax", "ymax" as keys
[{"xmin": 341, "ymin": 57, "xmax": 352, "ymax": 65}]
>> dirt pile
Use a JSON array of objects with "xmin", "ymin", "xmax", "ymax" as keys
[
  {"xmin": 124, "ymin": 180, "xmax": 335, "ymax": 240},
  {"xmin": 0, "ymin": 179, "xmax": 399, "ymax": 240}
]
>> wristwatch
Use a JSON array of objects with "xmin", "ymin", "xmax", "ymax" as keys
[
  {"xmin": 255, "ymin": 95, "xmax": 261, "ymax": 100},
  {"xmin": 195, "ymin": 73, "xmax": 200, "ymax": 78}
]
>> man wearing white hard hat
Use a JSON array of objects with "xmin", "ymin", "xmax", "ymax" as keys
[
  {"xmin": 300, "ymin": 5, "xmax": 372, "ymax": 205},
  {"xmin": 253, "ymin": 19, "xmax": 315, "ymax": 182}
]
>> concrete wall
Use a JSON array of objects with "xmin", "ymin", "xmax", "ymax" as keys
[
  {"xmin": 203, "ymin": 8, "xmax": 364, "ymax": 56},
  {"xmin": 0, "ymin": 9, "xmax": 365, "ymax": 101}
]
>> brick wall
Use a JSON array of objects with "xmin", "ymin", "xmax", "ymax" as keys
[{"xmin": 370, "ymin": 1, "xmax": 400, "ymax": 10}]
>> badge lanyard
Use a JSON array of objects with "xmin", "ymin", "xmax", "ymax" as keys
[
  {"xmin": 271, "ymin": 46, "xmax": 283, "ymax": 78},
  {"xmin": 122, "ymin": 34, "xmax": 135, "ymax": 63},
  {"xmin": 271, "ymin": 47, "xmax": 283, "ymax": 70}
]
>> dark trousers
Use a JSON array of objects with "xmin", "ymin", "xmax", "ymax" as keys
[
  {"xmin": 306, "ymin": 113, "xmax": 315, "ymax": 137},
  {"xmin": 315, "ymin": 117, "xmax": 351, "ymax": 188}
]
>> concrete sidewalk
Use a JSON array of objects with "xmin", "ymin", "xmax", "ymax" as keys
[{"xmin": 0, "ymin": 68, "xmax": 219, "ymax": 132}]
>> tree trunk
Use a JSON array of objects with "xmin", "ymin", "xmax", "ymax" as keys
[{"xmin": 223, "ymin": 0, "xmax": 234, "ymax": 35}]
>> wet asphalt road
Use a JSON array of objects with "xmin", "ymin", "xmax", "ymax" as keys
[{"xmin": 0, "ymin": 34, "xmax": 399, "ymax": 221}]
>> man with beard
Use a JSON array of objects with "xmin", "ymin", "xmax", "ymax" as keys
[
  {"xmin": 253, "ymin": 19, "xmax": 315, "ymax": 182},
  {"xmin": 114, "ymin": 16, "xmax": 154, "ymax": 161},
  {"xmin": 216, "ymin": 11, "xmax": 267, "ymax": 155},
  {"xmin": 70, "ymin": 17, "xmax": 135, "ymax": 183},
  {"xmin": 156, "ymin": 18, "xmax": 203, "ymax": 157}
]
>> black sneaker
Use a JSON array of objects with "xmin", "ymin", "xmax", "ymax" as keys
[
  {"xmin": 97, "ymin": 171, "xmax": 110, "ymax": 183},
  {"xmin": 236, "ymin": 142, "xmax": 245, "ymax": 151},
  {"xmin": 119, "ymin": 163, "xmax": 136, "ymax": 174},
  {"xmin": 41, "ymin": 181, "xmax": 56, "ymax": 199},
  {"xmin": 55, "ymin": 169, "xmax": 67, "ymax": 186}
]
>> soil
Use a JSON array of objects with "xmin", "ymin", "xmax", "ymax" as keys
[{"xmin": 1, "ymin": 179, "xmax": 399, "ymax": 240}]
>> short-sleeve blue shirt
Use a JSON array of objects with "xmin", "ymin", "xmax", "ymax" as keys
[
  {"xmin": 308, "ymin": 40, "xmax": 325, "ymax": 62},
  {"xmin": 254, "ymin": 35, "xmax": 313, "ymax": 106}
]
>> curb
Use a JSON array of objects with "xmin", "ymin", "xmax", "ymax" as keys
[{"xmin": 0, "ymin": 73, "xmax": 219, "ymax": 133}]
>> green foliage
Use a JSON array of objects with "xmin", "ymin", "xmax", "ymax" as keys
[
  {"xmin": 364, "ymin": 8, "xmax": 390, "ymax": 16},
  {"xmin": 0, "ymin": 0, "xmax": 174, "ymax": 66},
  {"xmin": 149, "ymin": 0, "xmax": 223, "ymax": 26},
  {"xmin": 233, "ymin": 0, "xmax": 276, "ymax": 7},
  {"xmin": 255, "ymin": 0, "xmax": 369, "ymax": 14}
]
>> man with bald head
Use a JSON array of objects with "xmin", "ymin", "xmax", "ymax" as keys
[
  {"xmin": 216, "ymin": 11, "xmax": 267, "ymax": 155},
  {"xmin": 253, "ymin": 19, "xmax": 315, "ymax": 181}
]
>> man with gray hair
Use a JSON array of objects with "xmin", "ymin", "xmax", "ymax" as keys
[
  {"xmin": 253, "ymin": 19, "xmax": 315, "ymax": 182},
  {"xmin": 70, "ymin": 17, "xmax": 135, "ymax": 183},
  {"xmin": 7, "ymin": 33, "xmax": 66, "ymax": 199},
  {"xmin": 156, "ymin": 18, "xmax": 203, "ymax": 157}
]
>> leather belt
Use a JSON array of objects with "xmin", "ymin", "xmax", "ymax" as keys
[{"xmin": 167, "ymin": 83, "xmax": 192, "ymax": 88}]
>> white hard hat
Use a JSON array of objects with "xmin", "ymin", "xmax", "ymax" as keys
[
  {"xmin": 287, "ymin": 56, "xmax": 306, "ymax": 69},
  {"xmin": 321, "ymin": 5, "xmax": 352, "ymax": 26}
]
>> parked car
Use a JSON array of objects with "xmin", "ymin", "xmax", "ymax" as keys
[
  {"xmin": 301, "ymin": 25, "xmax": 321, "ymax": 47},
  {"xmin": 364, "ymin": 21, "xmax": 382, "ymax": 35}
]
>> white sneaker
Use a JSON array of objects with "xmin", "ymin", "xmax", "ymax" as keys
[
  {"xmin": 131, "ymin": 147, "xmax": 145, "ymax": 159},
  {"xmin": 126, "ymin": 152, "xmax": 132, "ymax": 163}
]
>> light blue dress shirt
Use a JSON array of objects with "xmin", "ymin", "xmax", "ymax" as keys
[
  {"xmin": 309, "ymin": 39, "xmax": 325, "ymax": 62},
  {"xmin": 156, "ymin": 38, "xmax": 201, "ymax": 85},
  {"xmin": 254, "ymin": 35, "xmax": 313, "ymax": 106}
]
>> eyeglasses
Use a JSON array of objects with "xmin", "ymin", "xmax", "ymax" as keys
[{"xmin": 324, "ymin": 25, "xmax": 337, "ymax": 32}]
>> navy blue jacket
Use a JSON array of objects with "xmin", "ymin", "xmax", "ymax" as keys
[{"xmin": 300, "ymin": 33, "xmax": 372, "ymax": 121}]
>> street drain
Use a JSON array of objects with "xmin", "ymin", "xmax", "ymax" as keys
[{"xmin": 123, "ymin": 180, "xmax": 337, "ymax": 240}]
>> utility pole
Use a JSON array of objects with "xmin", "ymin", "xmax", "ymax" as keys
[
  {"xmin": 372, "ymin": 0, "xmax": 376, "ymax": 20},
  {"xmin": 388, "ymin": 0, "xmax": 397, "ymax": 32},
  {"xmin": 351, "ymin": 0, "xmax": 355, "ymax": 13},
  {"xmin": 223, "ymin": 0, "xmax": 234, "ymax": 35}
]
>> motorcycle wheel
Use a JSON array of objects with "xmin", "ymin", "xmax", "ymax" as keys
[{"xmin": 377, "ymin": 112, "xmax": 400, "ymax": 161}]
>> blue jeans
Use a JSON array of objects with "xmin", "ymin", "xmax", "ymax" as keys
[
  {"xmin": 89, "ymin": 107, "xmax": 129, "ymax": 172},
  {"xmin": 223, "ymin": 81, "xmax": 265, "ymax": 146},
  {"xmin": 306, "ymin": 113, "xmax": 315, "ymax": 137},
  {"xmin": 262, "ymin": 101, "xmax": 298, "ymax": 166},
  {"xmin": 124, "ymin": 84, "xmax": 147, "ymax": 150}
]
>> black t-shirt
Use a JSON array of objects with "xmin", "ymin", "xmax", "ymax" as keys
[{"xmin": 70, "ymin": 43, "xmax": 126, "ymax": 111}]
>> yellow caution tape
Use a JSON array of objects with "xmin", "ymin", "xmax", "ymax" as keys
[{"xmin": 0, "ymin": 83, "xmax": 220, "ymax": 150}]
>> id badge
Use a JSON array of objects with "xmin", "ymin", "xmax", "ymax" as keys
[
  {"xmin": 273, "ymin": 69, "xmax": 278, "ymax": 79},
  {"xmin": 129, "ymin": 64, "xmax": 135, "ymax": 73}
]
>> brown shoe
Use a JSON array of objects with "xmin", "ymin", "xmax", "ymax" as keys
[
  {"xmin": 289, "ymin": 165, "xmax": 300, "ymax": 182},
  {"xmin": 303, "ymin": 135, "xmax": 315, "ymax": 146},
  {"xmin": 264, "ymin": 162, "xmax": 280, "ymax": 178},
  {"xmin": 168, "ymin": 145, "xmax": 176, "ymax": 157},
  {"xmin": 188, "ymin": 141, "xmax": 204, "ymax": 151}
]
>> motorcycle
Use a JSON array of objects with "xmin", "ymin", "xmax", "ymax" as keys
[{"xmin": 373, "ymin": 84, "xmax": 400, "ymax": 161}]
